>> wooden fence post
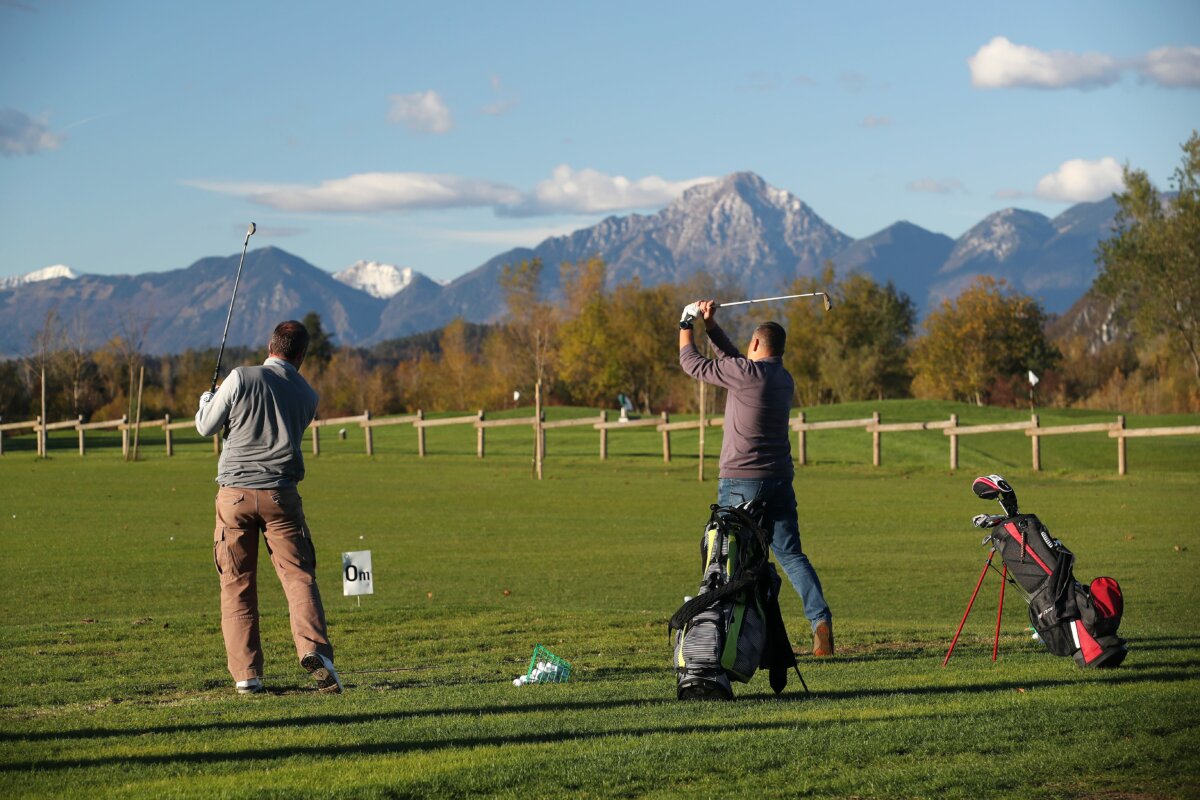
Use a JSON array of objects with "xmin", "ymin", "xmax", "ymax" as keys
[
  {"xmin": 477, "ymin": 410, "xmax": 485, "ymax": 458},
  {"xmin": 662, "ymin": 411, "xmax": 671, "ymax": 462},
  {"xmin": 35, "ymin": 415, "xmax": 43, "ymax": 458},
  {"xmin": 131, "ymin": 365, "xmax": 145, "ymax": 462},
  {"xmin": 534, "ymin": 382, "xmax": 543, "ymax": 480},
  {"xmin": 364, "ymin": 410, "xmax": 374, "ymax": 456},
  {"xmin": 40, "ymin": 368, "xmax": 47, "ymax": 459},
  {"xmin": 600, "ymin": 410, "xmax": 608, "ymax": 460},
  {"xmin": 1031, "ymin": 413, "xmax": 1041, "ymax": 471},
  {"xmin": 312, "ymin": 422, "xmax": 320, "ymax": 456},
  {"xmin": 121, "ymin": 415, "xmax": 130, "ymax": 459},
  {"xmin": 1116, "ymin": 414, "xmax": 1126, "ymax": 476},
  {"xmin": 949, "ymin": 413, "xmax": 959, "ymax": 471},
  {"xmin": 164, "ymin": 414, "xmax": 173, "ymax": 457},
  {"xmin": 797, "ymin": 411, "xmax": 807, "ymax": 466},
  {"xmin": 77, "ymin": 415, "xmax": 85, "ymax": 456},
  {"xmin": 417, "ymin": 409, "xmax": 426, "ymax": 457},
  {"xmin": 213, "ymin": 433, "xmax": 220, "ymax": 455},
  {"xmin": 872, "ymin": 411, "xmax": 881, "ymax": 467}
]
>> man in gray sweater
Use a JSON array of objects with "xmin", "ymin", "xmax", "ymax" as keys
[
  {"xmin": 196, "ymin": 320, "xmax": 341, "ymax": 693},
  {"xmin": 679, "ymin": 300, "xmax": 833, "ymax": 656}
]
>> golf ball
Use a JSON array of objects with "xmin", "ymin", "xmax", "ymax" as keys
[{"xmin": 513, "ymin": 678, "xmax": 522, "ymax": 687}]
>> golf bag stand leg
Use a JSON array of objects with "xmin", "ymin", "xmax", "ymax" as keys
[
  {"xmin": 943, "ymin": 549, "xmax": 997, "ymax": 667},
  {"xmin": 992, "ymin": 563, "xmax": 1007, "ymax": 662}
]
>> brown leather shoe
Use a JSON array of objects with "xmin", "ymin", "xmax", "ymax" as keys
[{"xmin": 813, "ymin": 620, "xmax": 834, "ymax": 657}]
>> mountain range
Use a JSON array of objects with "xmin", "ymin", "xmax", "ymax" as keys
[{"xmin": 0, "ymin": 171, "xmax": 1118, "ymax": 356}]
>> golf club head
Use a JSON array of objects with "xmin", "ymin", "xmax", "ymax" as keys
[
  {"xmin": 246, "ymin": 222, "xmax": 257, "ymax": 240},
  {"xmin": 822, "ymin": 294, "xmax": 832, "ymax": 312},
  {"xmin": 972, "ymin": 474, "xmax": 1019, "ymax": 517}
]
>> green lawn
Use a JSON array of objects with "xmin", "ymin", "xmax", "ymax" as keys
[{"xmin": 1, "ymin": 402, "xmax": 1197, "ymax": 797}]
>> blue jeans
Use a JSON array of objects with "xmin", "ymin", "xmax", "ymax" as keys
[{"xmin": 718, "ymin": 477, "xmax": 831, "ymax": 630}]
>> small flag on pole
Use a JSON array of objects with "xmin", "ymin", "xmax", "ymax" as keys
[{"xmin": 1028, "ymin": 370, "xmax": 1040, "ymax": 387}]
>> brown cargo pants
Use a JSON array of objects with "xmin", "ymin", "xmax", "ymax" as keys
[{"xmin": 213, "ymin": 485, "xmax": 334, "ymax": 681}]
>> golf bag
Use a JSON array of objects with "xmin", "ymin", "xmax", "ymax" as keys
[
  {"xmin": 984, "ymin": 511, "xmax": 1127, "ymax": 669},
  {"xmin": 668, "ymin": 503, "xmax": 806, "ymax": 700}
]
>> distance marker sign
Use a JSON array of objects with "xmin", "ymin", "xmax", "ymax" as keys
[{"xmin": 342, "ymin": 550, "xmax": 373, "ymax": 597}]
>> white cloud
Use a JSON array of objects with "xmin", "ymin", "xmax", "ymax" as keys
[
  {"xmin": 0, "ymin": 108, "xmax": 63, "ymax": 156},
  {"xmin": 186, "ymin": 173, "xmax": 520, "ymax": 213},
  {"xmin": 970, "ymin": 37, "xmax": 1200, "ymax": 90},
  {"xmin": 387, "ymin": 90, "xmax": 453, "ymax": 134},
  {"xmin": 861, "ymin": 115, "xmax": 892, "ymax": 129},
  {"xmin": 907, "ymin": 178, "xmax": 965, "ymax": 194},
  {"xmin": 1034, "ymin": 157, "xmax": 1124, "ymax": 202},
  {"xmin": 186, "ymin": 166, "xmax": 714, "ymax": 218},
  {"xmin": 968, "ymin": 36, "xmax": 1122, "ymax": 89},
  {"xmin": 500, "ymin": 165, "xmax": 714, "ymax": 217},
  {"xmin": 1137, "ymin": 46, "xmax": 1200, "ymax": 88}
]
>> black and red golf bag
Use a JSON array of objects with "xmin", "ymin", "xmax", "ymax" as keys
[{"xmin": 973, "ymin": 475, "xmax": 1128, "ymax": 669}]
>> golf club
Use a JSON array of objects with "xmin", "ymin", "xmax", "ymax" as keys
[
  {"xmin": 972, "ymin": 474, "xmax": 1019, "ymax": 518},
  {"xmin": 209, "ymin": 222, "xmax": 256, "ymax": 393},
  {"xmin": 718, "ymin": 291, "xmax": 833, "ymax": 312}
]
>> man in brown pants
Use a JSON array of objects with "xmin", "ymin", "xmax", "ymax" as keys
[{"xmin": 196, "ymin": 320, "xmax": 341, "ymax": 694}]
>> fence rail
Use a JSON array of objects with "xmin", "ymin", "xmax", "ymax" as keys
[{"xmin": 3, "ymin": 407, "xmax": 1196, "ymax": 476}]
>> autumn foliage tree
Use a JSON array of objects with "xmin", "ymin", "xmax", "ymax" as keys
[
  {"xmin": 783, "ymin": 266, "xmax": 916, "ymax": 404},
  {"xmin": 1096, "ymin": 130, "xmax": 1200, "ymax": 387},
  {"xmin": 910, "ymin": 276, "xmax": 1059, "ymax": 405}
]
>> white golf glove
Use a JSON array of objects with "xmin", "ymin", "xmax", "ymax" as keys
[
  {"xmin": 679, "ymin": 302, "xmax": 701, "ymax": 329},
  {"xmin": 198, "ymin": 391, "xmax": 214, "ymax": 411}
]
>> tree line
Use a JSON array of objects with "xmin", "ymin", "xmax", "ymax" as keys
[{"xmin": 4, "ymin": 133, "xmax": 1197, "ymax": 423}]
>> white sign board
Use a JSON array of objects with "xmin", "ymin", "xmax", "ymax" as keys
[{"xmin": 342, "ymin": 550, "xmax": 374, "ymax": 597}]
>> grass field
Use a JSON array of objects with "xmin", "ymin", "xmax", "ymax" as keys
[{"xmin": 1, "ymin": 400, "xmax": 1198, "ymax": 798}]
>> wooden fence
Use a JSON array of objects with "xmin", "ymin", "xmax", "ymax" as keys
[{"xmin": 3, "ymin": 409, "xmax": 1197, "ymax": 477}]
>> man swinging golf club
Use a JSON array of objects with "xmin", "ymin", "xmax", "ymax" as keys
[
  {"xmin": 679, "ymin": 299, "xmax": 834, "ymax": 656},
  {"xmin": 196, "ymin": 320, "xmax": 342, "ymax": 694}
]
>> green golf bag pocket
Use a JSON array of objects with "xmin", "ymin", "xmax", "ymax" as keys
[{"xmin": 721, "ymin": 590, "xmax": 765, "ymax": 682}]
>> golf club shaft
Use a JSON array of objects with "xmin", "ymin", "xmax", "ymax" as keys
[
  {"xmin": 716, "ymin": 291, "xmax": 831, "ymax": 310},
  {"xmin": 210, "ymin": 224, "xmax": 256, "ymax": 393}
]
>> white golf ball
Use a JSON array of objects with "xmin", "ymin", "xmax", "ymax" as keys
[{"xmin": 513, "ymin": 677, "xmax": 522, "ymax": 687}]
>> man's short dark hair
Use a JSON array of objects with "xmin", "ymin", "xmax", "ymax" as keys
[
  {"xmin": 269, "ymin": 320, "xmax": 310, "ymax": 361},
  {"xmin": 754, "ymin": 321, "xmax": 786, "ymax": 355}
]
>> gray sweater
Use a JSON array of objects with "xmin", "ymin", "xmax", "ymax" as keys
[
  {"xmin": 195, "ymin": 357, "xmax": 318, "ymax": 488},
  {"xmin": 679, "ymin": 324, "xmax": 794, "ymax": 478}
]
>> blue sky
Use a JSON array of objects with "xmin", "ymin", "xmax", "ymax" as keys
[{"xmin": 1, "ymin": 0, "xmax": 1197, "ymax": 283}]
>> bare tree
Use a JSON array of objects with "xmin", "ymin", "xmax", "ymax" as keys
[{"xmin": 114, "ymin": 309, "xmax": 153, "ymax": 423}]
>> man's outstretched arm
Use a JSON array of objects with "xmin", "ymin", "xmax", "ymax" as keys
[{"xmin": 679, "ymin": 300, "xmax": 750, "ymax": 389}]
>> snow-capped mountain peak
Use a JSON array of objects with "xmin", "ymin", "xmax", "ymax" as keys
[
  {"xmin": 0, "ymin": 264, "xmax": 78, "ymax": 290},
  {"xmin": 333, "ymin": 260, "xmax": 420, "ymax": 299}
]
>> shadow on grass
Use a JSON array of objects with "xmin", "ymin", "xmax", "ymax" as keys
[
  {"xmin": 4, "ymin": 662, "xmax": 1197, "ymax": 759},
  {"xmin": 8, "ymin": 662, "xmax": 1200, "ymax": 774}
]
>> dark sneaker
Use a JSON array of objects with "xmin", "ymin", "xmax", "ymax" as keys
[
  {"xmin": 301, "ymin": 652, "xmax": 343, "ymax": 693},
  {"xmin": 235, "ymin": 677, "xmax": 264, "ymax": 695},
  {"xmin": 813, "ymin": 620, "xmax": 834, "ymax": 657}
]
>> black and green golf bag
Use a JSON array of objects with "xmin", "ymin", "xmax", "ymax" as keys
[{"xmin": 668, "ymin": 503, "xmax": 807, "ymax": 700}]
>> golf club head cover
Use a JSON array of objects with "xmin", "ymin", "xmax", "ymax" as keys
[{"xmin": 972, "ymin": 474, "xmax": 1019, "ymax": 517}]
